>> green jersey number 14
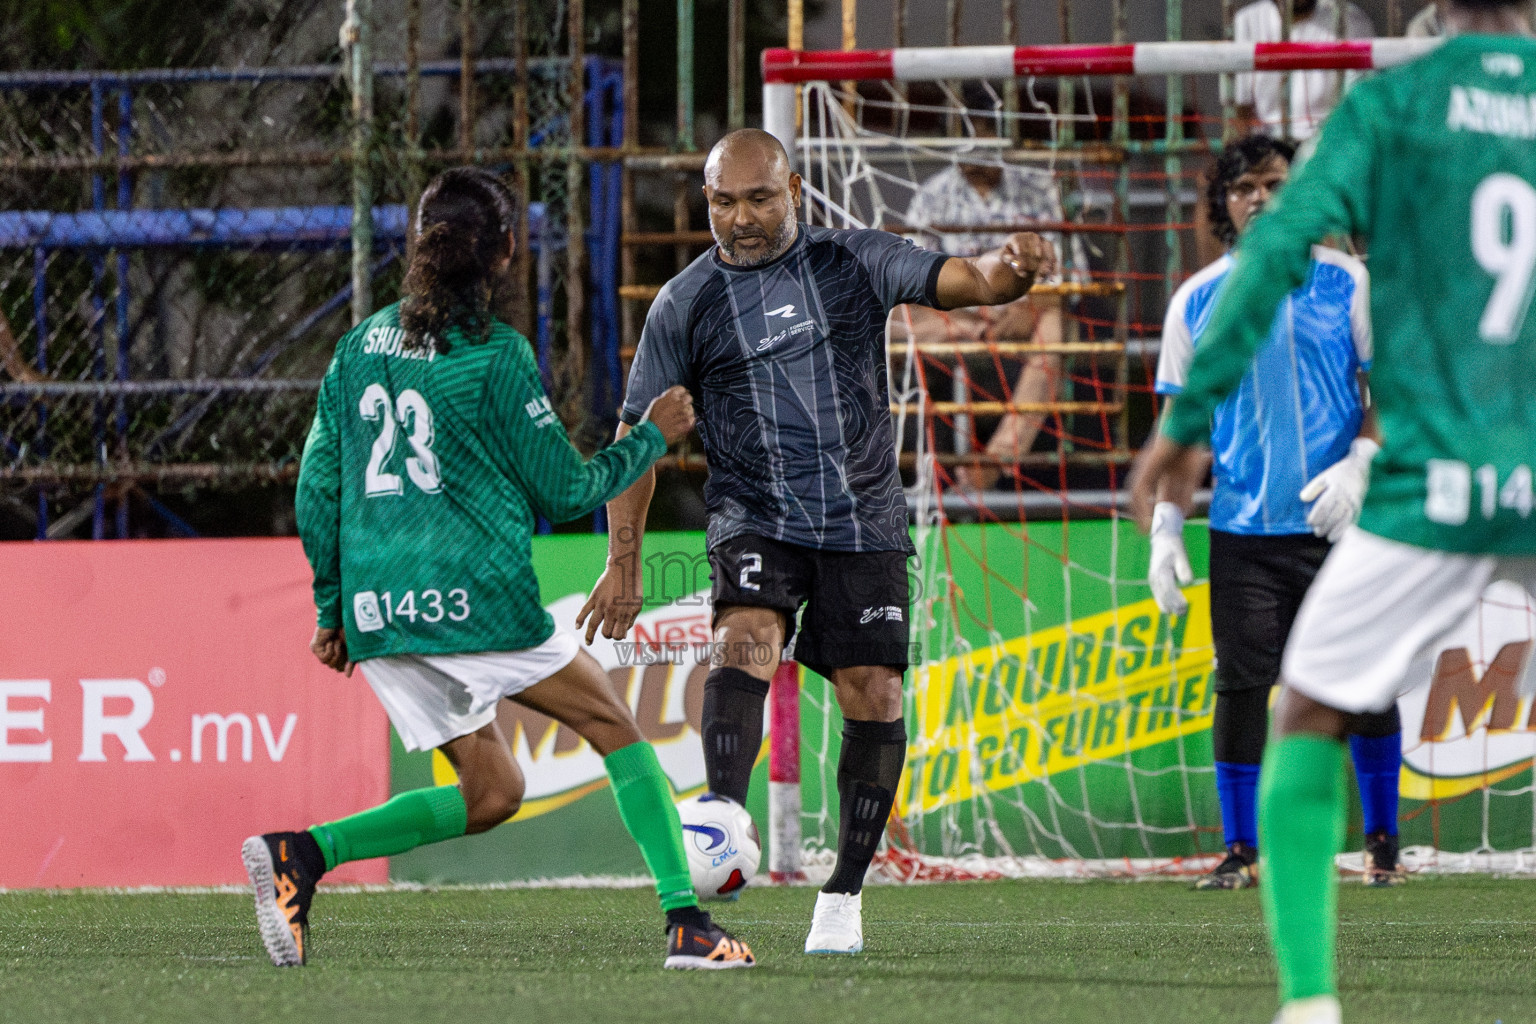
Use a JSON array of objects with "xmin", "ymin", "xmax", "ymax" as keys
[
  {"xmin": 1423, "ymin": 172, "xmax": 1536, "ymax": 526},
  {"xmin": 360, "ymin": 382, "xmax": 442, "ymax": 497}
]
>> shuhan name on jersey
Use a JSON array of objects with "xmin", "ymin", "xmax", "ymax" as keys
[{"xmin": 360, "ymin": 324, "xmax": 438, "ymax": 361}]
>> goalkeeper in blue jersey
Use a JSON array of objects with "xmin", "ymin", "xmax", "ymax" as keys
[{"xmin": 1150, "ymin": 134, "xmax": 1404, "ymax": 890}]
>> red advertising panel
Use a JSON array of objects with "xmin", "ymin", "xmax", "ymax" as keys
[{"xmin": 0, "ymin": 539, "xmax": 390, "ymax": 887}]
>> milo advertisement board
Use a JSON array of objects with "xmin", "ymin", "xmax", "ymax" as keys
[{"xmin": 390, "ymin": 521, "xmax": 1536, "ymax": 882}]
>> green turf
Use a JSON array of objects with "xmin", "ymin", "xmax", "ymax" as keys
[{"xmin": 0, "ymin": 877, "xmax": 1531, "ymax": 1023}]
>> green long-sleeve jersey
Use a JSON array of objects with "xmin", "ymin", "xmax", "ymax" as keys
[
  {"xmin": 1165, "ymin": 34, "xmax": 1536, "ymax": 555},
  {"xmin": 296, "ymin": 303, "xmax": 666, "ymax": 660}
]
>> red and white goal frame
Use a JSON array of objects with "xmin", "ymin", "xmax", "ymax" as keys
[
  {"xmin": 754, "ymin": 37, "xmax": 1446, "ymax": 885},
  {"xmin": 760, "ymin": 37, "xmax": 1440, "ymax": 158}
]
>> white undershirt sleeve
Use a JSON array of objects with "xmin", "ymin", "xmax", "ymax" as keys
[
  {"xmin": 1156, "ymin": 283, "xmax": 1197, "ymax": 396},
  {"xmin": 1350, "ymin": 262, "xmax": 1373, "ymax": 369}
]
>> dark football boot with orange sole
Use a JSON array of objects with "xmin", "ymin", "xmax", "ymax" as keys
[
  {"xmin": 663, "ymin": 915, "xmax": 756, "ymax": 970},
  {"xmin": 242, "ymin": 831, "xmax": 323, "ymax": 966}
]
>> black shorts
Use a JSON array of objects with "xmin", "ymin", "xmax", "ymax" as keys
[
  {"xmin": 707, "ymin": 533, "xmax": 914, "ymax": 679},
  {"xmin": 1209, "ymin": 529, "xmax": 1331, "ymax": 693}
]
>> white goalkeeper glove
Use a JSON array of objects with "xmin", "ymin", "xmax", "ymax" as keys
[
  {"xmin": 1148, "ymin": 501, "xmax": 1194, "ymax": 617},
  {"xmin": 1299, "ymin": 437, "xmax": 1380, "ymax": 543}
]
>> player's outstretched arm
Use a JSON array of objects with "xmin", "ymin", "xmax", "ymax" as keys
[
  {"xmin": 486, "ymin": 347, "xmax": 690, "ymax": 524},
  {"xmin": 934, "ymin": 232, "xmax": 1057, "ymax": 310},
  {"xmin": 296, "ymin": 367, "xmax": 346, "ymax": 659},
  {"xmin": 576, "ymin": 422, "xmax": 657, "ymax": 645}
]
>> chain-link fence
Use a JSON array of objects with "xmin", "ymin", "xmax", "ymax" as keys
[{"xmin": 0, "ymin": 0, "xmax": 619, "ymax": 539}]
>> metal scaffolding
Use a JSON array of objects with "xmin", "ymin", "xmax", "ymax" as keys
[{"xmin": 0, "ymin": 1, "xmax": 1424, "ymax": 538}]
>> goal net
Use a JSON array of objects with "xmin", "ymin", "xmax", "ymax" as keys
[{"xmin": 758, "ymin": 39, "xmax": 1536, "ymax": 882}]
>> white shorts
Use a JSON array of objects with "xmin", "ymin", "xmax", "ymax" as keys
[
  {"xmin": 1282, "ymin": 527, "xmax": 1536, "ymax": 713},
  {"xmin": 360, "ymin": 631, "xmax": 581, "ymax": 752}
]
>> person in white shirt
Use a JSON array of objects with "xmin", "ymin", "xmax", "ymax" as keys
[
  {"xmin": 1233, "ymin": 0, "xmax": 1374, "ymax": 139},
  {"xmin": 1405, "ymin": 1, "xmax": 1446, "ymax": 36}
]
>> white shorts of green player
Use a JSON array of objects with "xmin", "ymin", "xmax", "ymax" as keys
[
  {"xmin": 362, "ymin": 631, "xmax": 580, "ymax": 751},
  {"xmin": 1258, "ymin": 525, "xmax": 1536, "ymax": 1024},
  {"xmin": 245, "ymin": 622, "xmax": 758, "ymax": 971},
  {"xmin": 1283, "ymin": 527, "xmax": 1536, "ymax": 713}
]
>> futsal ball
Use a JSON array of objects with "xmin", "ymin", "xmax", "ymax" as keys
[{"xmin": 676, "ymin": 793, "xmax": 761, "ymax": 901}]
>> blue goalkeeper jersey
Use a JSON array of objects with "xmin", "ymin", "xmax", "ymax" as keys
[{"xmin": 1156, "ymin": 246, "xmax": 1371, "ymax": 536}]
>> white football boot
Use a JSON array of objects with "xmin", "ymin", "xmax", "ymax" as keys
[
  {"xmin": 1271, "ymin": 995, "xmax": 1342, "ymax": 1024},
  {"xmin": 804, "ymin": 891, "xmax": 863, "ymax": 954}
]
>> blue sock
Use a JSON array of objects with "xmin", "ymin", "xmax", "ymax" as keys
[
  {"xmin": 1348, "ymin": 732, "xmax": 1402, "ymax": 836},
  {"xmin": 1215, "ymin": 761, "xmax": 1262, "ymax": 847}
]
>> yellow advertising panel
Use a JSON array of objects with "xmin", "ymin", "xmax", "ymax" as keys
[{"xmin": 900, "ymin": 592, "xmax": 1215, "ymax": 815}]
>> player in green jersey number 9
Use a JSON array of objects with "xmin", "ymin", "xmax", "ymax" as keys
[
  {"xmin": 1132, "ymin": 2, "xmax": 1536, "ymax": 1021},
  {"xmin": 244, "ymin": 167, "xmax": 754, "ymax": 972}
]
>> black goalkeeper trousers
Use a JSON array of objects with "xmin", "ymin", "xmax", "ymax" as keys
[{"xmin": 1209, "ymin": 529, "xmax": 1400, "ymax": 765}]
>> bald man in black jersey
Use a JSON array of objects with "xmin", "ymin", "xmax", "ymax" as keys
[{"xmin": 579, "ymin": 129, "xmax": 1053, "ymax": 953}]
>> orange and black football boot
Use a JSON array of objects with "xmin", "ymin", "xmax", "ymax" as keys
[
  {"xmin": 663, "ymin": 914, "xmax": 756, "ymax": 970},
  {"xmin": 241, "ymin": 831, "xmax": 324, "ymax": 966}
]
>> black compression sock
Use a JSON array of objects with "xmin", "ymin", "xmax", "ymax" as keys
[
  {"xmin": 665, "ymin": 905, "xmax": 712, "ymax": 931},
  {"xmin": 823, "ymin": 718, "xmax": 907, "ymax": 895},
  {"xmin": 700, "ymin": 667, "xmax": 771, "ymax": 805}
]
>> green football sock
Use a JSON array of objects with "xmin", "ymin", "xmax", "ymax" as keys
[
  {"xmin": 1259, "ymin": 734, "xmax": 1347, "ymax": 1003},
  {"xmin": 309, "ymin": 785, "xmax": 468, "ymax": 871},
  {"xmin": 605, "ymin": 741, "xmax": 699, "ymax": 912}
]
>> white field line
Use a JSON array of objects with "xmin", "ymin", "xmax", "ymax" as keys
[{"xmin": 4, "ymin": 844, "xmax": 1534, "ymax": 896}]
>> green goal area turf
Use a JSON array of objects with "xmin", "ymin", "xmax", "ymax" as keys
[{"xmin": 1, "ymin": 877, "xmax": 1530, "ymax": 1023}]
